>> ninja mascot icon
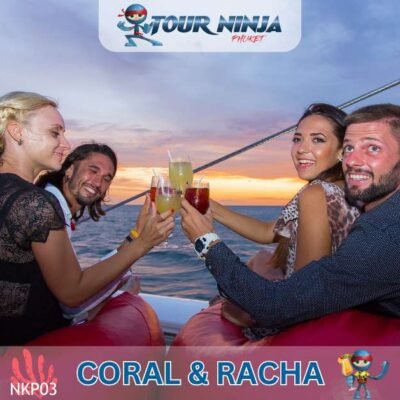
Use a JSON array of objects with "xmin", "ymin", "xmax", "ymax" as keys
[
  {"xmin": 117, "ymin": 4, "xmax": 163, "ymax": 47},
  {"xmin": 338, "ymin": 350, "xmax": 389, "ymax": 400}
]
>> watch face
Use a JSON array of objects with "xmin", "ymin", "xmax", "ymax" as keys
[{"xmin": 195, "ymin": 238, "xmax": 205, "ymax": 253}]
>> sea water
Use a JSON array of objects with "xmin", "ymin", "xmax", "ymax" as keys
[{"xmin": 72, "ymin": 205, "xmax": 282, "ymax": 301}]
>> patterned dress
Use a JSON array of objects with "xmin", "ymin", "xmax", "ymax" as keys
[
  {"xmin": 243, "ymin": 179, "xmax": 360, "ymax": 339},
  {"xmin": 274, "ymin": 179, "xmax": 360, "ymax": 277}
]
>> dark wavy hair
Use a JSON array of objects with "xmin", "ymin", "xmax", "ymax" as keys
[
  {"xmin": 271, "ymin": 103, "xmax": 347, "ymax": 274},
  {"xmin": 36, "ymin": 143, "xmax": 117, "ymax": 222},
  {"xmin": 297, "ymin": 103, "xmax": 347, "ymax": 182}
]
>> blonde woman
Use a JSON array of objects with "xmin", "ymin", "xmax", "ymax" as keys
[{"xmin": 0, "ymin": 91, "xmax": 174, "ymax": 344}]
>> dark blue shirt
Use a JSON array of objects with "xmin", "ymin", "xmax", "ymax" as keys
[{"xmin": 205, "ymin": 191, "xmax": 400, "ymax": 330}]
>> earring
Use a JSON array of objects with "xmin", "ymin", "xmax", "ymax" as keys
[{"xmin": 17, "ymin": 139, "xmax": 23, "ymax": 146}]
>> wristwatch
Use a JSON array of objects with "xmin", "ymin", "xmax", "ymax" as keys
[{"xmin": 194, "ymin": 233, "xmax": 220, "ymax": 259}]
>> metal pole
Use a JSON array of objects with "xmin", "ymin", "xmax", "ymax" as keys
[{"xmin": 79, "ymin": 78, "xmax": 400, "ymax": 222}]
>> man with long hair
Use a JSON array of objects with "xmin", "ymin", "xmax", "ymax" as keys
[
  {"xmin": 37, "ymin": 143, "xmax": 141, "ymax": 322},
  {"xmin": 37, "ymin": 143, "xmax": 117, "ymax": 235}
]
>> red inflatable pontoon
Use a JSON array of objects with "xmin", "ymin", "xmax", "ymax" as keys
[
  {"xmin": 172, "ymin": 302, "xmax": 400, "ymax": 346},
  {"xmin": 29, "ymin": 292, "xmax": 165, "ymax": 346}
]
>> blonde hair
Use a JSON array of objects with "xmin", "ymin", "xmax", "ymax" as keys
[{"xmin": 0, "ymin": 91, "xmax": 57, "ymax": 155}]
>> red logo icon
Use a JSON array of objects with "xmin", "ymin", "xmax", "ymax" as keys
[{"xmin": 10, "ymin": 349, "xmax": 58, "ymax": 398}]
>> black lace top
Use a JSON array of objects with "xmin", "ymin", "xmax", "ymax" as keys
[{"xmin": 0, "ymin": 173, "xmax": 69, "ymax": 344}]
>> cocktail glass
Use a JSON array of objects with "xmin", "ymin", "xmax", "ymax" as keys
[
  {"xmin": 184, "ymin": 180, "xmax": 210, "ymax": 214},
  {"xmin": 155, "ymin": 176, "xmax": 181, "ymax": 215},
  {"xmin": 150, "ymin": 176, "xmax": 159, "ymax": 202},
  {"xmin": 168, "ymin": 152, "xmax": 193, "ymax": 194}
]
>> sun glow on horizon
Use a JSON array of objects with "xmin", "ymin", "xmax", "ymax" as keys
[{"xmin": 108, "ymin": 167, "xmax": 304, "ymax": 206}]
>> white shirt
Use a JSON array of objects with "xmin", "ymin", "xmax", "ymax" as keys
[
  {"xmin": 45, "ymin": 183, "xmax": 73, "ymax": 238},
  {"xmin": 44, "ymin": 183, "xmax": 132, "ymax": 322}
]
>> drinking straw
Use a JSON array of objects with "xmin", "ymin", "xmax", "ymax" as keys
[
  {"xmin": 167, "ymin": 150, "xmax": 172, "ymax": 162},
  {"xmin": 198, "ymin": 176, "xmax": 204, "ymax": 186},
  {"xmin": 152, "ymin": 168, "xmax": 158, "ymax": 177}
]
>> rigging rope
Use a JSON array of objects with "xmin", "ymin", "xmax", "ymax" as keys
[{"xmin": 79, "ymin": 78, "xmax": 400, "ymax": 222}]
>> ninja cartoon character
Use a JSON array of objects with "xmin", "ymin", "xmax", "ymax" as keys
[
  {"xmin": 117, "ymin": 4, "xmax": 162, "ymax": 47},
  {"xmin": 338, "ymin": 350, "xmax": 389, "ymax": 399}
]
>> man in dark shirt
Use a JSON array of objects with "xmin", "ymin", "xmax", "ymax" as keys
[{"xmin": 180, "ymin": 103, "xmax": 400, "ymax": 330}]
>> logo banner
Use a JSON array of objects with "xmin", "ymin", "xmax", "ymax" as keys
[
  {"xmin": 0, "ymin": 346, "xmax": 397, "ymax": 399},
  {"xmin": 99, "ymin": 0, "xmax": 301, "ymax": 52}
]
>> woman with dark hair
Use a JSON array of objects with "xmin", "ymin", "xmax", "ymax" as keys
[{"xmin": 194, "ymin": 103, "xmax": 360, "ymax": 334}]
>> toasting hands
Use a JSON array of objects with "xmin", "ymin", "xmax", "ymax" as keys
[
  {"xmin": 137, "ymin": 200, "xmax": 175, "ymax": 251},
  {"xmin": 180, "ymin": 198, "xmax": 214, "ymax": 243}
]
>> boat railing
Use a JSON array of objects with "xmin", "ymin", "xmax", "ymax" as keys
[{"xmin": 78, "ymin": 77, "xmax": 400, "ymax": 223}]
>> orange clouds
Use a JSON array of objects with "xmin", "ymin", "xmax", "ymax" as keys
[{"xmin": 108, "ymin": 167, "xmax": 305, "ymax": 206}]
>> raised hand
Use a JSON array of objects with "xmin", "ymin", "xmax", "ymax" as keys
[
  {"xmin": 180, "ymin": 198, "xmax": 214, "ymax": 243},
  {"xmin": 136, "ymin": 203, "xmax": 175, "ymax": 251},
  {"xmin": 135, "ymin": 194, "xmax": 151, "ymax": 235}
]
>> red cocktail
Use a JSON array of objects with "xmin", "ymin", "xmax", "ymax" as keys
[
  {"xmin": 185, "ymin": 181, "xmax": 209, "ymax": 214},
  {"xmin": 150, "ymin": 186, "xmax": 157, "ymax": 202},
  {"xmin": 150, "ymin": 176, "xmax": 159, "ymax": 202}
]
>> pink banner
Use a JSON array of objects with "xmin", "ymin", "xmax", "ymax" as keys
[{"xmin": 0, "ymin": 346, "xmax": 396, "ymax": 399}]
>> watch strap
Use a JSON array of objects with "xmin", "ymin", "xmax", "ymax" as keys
[{"xmin": 194, "ymin": 233, "xmax": 220, "ymax": 259}]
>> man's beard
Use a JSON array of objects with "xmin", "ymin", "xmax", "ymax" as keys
[
  {"xmin": 68, "ymin": 173, "xmax": 101, "ymax": 206},
  {"xmin": 76, "ymin": 190, "xmax": 101, "ymax": 207},
  {"xmin": 345, "ymin": 161, "xmax": 400, "ymax": 207}
]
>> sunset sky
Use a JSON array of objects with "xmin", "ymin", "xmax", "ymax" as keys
[{"xmin": 1, "ymin": 1, "xmax": 399, "ymax": 205}]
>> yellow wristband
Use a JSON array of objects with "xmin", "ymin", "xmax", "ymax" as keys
[{"xmin": 130, "ymin": 228, "xmax": 140, "ymax": 239}]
